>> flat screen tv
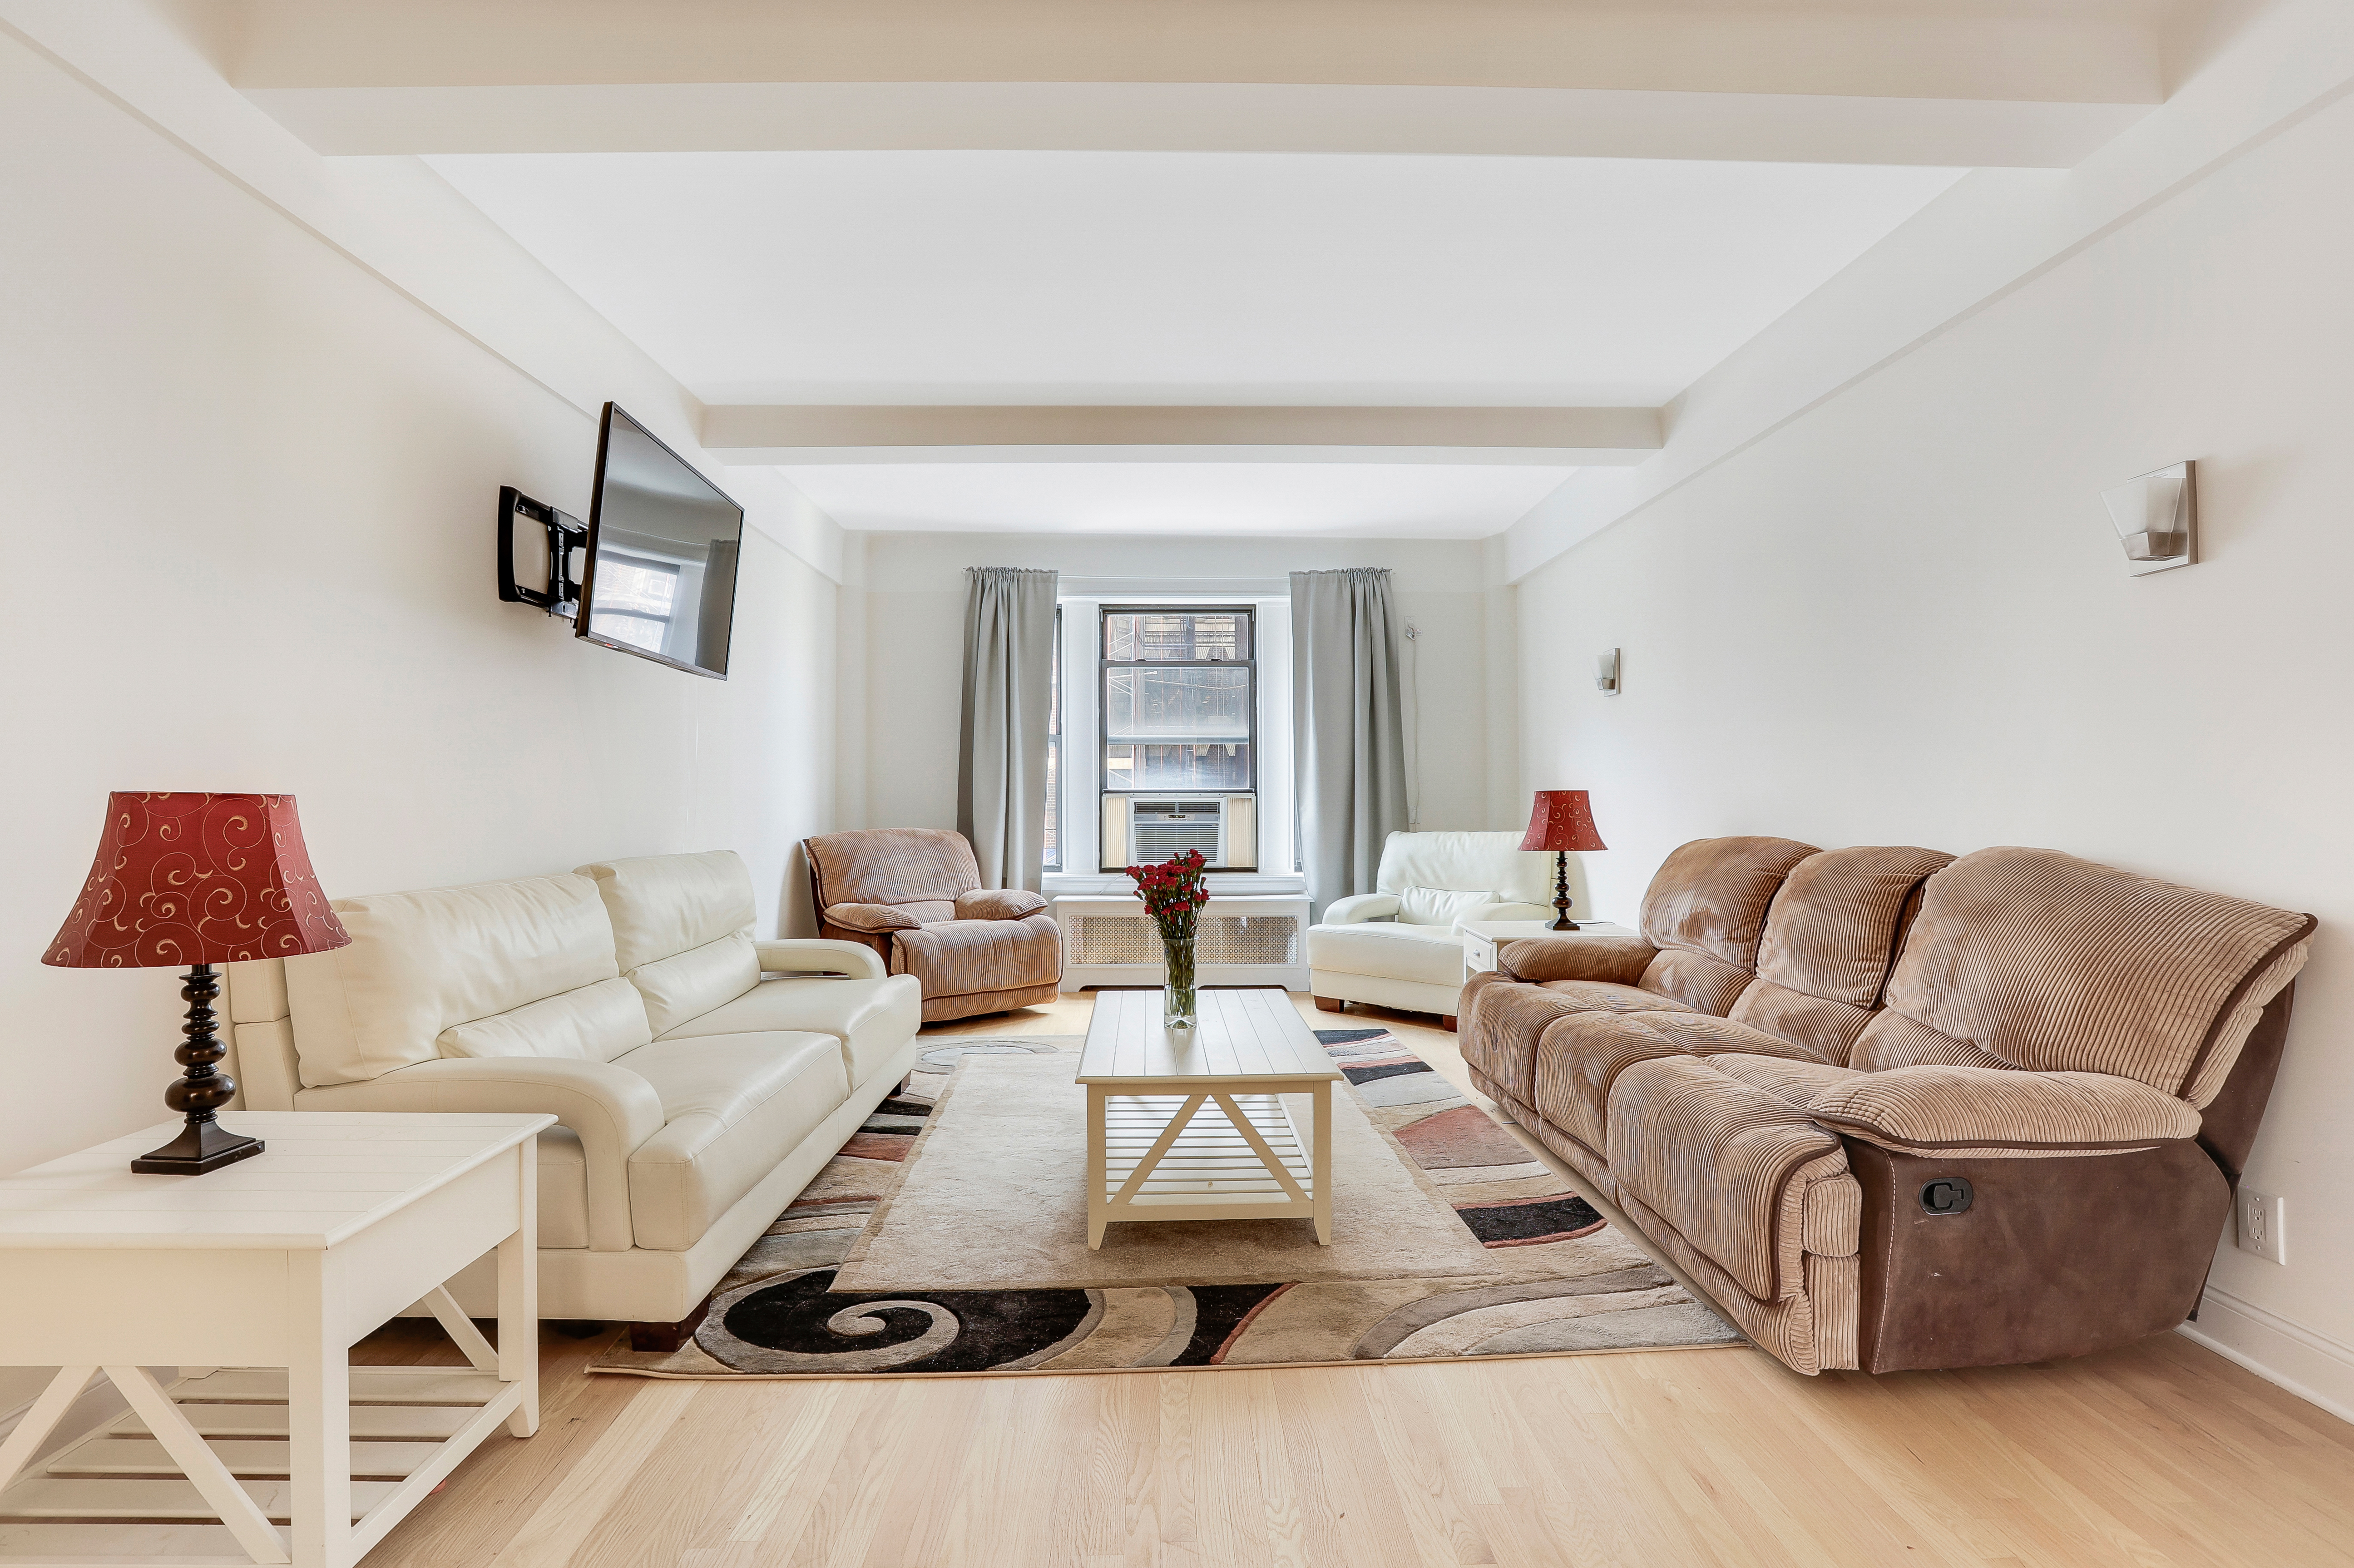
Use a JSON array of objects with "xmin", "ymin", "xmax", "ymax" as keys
[{"xmin": 576, "ymin": 403, "xmax": 744, "ymax": 679}]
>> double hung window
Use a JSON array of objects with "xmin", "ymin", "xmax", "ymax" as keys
[{"xmin": 1096, "ymin": 607, "xmax": 1257, "ymax": 871}]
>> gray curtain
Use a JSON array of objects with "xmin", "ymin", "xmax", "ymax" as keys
[
  {"xmin": 958, "ymin": 566, "xmax": 1059, "ymax": 891},
  {"xmin": 1291, "ymin": 568, "xmax": 1410, "ymax": 919}
]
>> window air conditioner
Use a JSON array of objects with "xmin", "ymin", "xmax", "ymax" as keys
[{"xmin": 1100, "ymin": 795, "xmax": 1257, "ymax": 871}]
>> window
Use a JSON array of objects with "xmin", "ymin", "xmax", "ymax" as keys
[
  {"xmin": 1043, "ymin": 608, "xmax": 1063, "ymax": 872},
  {"xmin": 1097, "ymin": 607, "xmax": 1257, "ymax": 871}
]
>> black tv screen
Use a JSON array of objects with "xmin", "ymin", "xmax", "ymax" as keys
[{"xmin": 576, "ymin": 403, "xmax": 743, "ymax": 679}]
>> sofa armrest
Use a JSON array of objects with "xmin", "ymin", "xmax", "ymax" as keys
[
  {"xmin": 294, "ymin": 1056, "xmax": 662, "ymax": 1252},
  {"xmin": 954, "ymin": 888, "xmax": 1050, "ymax": 921},
  {"xmin": 826, "ymin": 902, "xmax": 923, "ymax": 934},
  {"xmin": 1497, "ymin": 932, "xmax": 1657, "ymax": 985},
  {"xmin": 1323, "ymin": 893, "xmax": 1400, "ymax": 925},
  {"xmin": 1807, "ymin": 1067, "xmax": 2202, "ymax": 1156},
  {"xmin": 754, "ymin": 938, "xmax": 889, "ymax": 981}
]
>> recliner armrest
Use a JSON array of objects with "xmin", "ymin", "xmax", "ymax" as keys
[
  {"xmin": 1497, "ymin": 932, "xmax": 1657, "ymax": 985},
  {"xmin": 293, "ymin": 1055, "xmax": 662, "ymax": 1252},
  {"xmin": 1807, "ymin": 1067, "xmax": 2202, "ymax": 1156},
  {"xmin": 954, "ymin": 888, "xmax": 1050, "ymax": 921},
  {"xmin": 825, "ymin": 902, "xmax": 922, "ymax": 934},
  {"xmin": 1322, "ymin": 894, "xmax": 1400, "ymax": 925},
  {"xmin": 755, "ymin": 938, "xmax": 889, "ymax": 981}
]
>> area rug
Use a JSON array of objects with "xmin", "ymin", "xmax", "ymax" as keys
[{"xmin": 591, "ymin": 1029, "xmax": 1739, "ymax": 1379}]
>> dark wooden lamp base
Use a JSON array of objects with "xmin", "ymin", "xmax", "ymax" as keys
[
  {"xmin": 131, "ymin": 963, "xmax": 266, "ymax": 1176},
  {"xmin": 1549, "ymin": 849, "xmax": 1582, "ymax": 931}
]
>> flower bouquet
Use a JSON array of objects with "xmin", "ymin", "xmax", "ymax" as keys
[{"xmin": 1125, "ymin": 848, "xmax": 1210, "ymax": 1026}]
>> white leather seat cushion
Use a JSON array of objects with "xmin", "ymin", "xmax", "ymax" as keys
[
  {"xmin": 658, "ymin": 974, "xmax": 923, "ymax": 1087},
  {"xmin": 614, "ymin": 1032, "xmax": 851, "ymax": 1251},
  {"xmin": 1307, "ymin": 921, "xmax": 1469, "ymax": 986}
]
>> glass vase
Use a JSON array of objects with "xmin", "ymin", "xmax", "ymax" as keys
[{"xmin": 1161, "ymin": 927, "xmax": 1199, "ymax": 1027}]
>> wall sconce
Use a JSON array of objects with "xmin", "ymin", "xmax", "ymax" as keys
[
  {"xmin": 2102, "ymin": 461, "xmax": 2196, "ymax": 577},
  {"xmin": 1595, "ymin": 648, "xmax": 1621, "ymax": 694}
]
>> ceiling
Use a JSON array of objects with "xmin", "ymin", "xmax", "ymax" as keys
[
  {"xmin": 775, "ymin": 461, "xmax": 1583, "ymax": 538},
  {"xmin": 430, "ymin": 151, "xmax": 1963, "ymax": 408}
]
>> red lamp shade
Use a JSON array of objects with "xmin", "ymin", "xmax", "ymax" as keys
[
  {"xmin": 44, "ymin": 792, "xmax": 351, "ymax": 969},
  {"xmin": 1519, "ymin": 790, "xmax": 1607, "ymax": 854}
]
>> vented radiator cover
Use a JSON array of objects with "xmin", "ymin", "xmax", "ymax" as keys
[{"xmin": 1053, "ymin": 895, "xmax": 1312, "ymax": 991}]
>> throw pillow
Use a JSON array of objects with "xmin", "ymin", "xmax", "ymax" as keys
[{"xmin": 1395, "ymin": 886, "xmax": 1499, "ymax": 926}]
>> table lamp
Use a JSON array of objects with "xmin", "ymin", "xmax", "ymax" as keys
[
  {"xmin": 44, "ymin": 792, "xmax": 350, "ymax": 1173},
  {"xmin": 1519, "ymin": 789, "xmax": 1607, "ymax": 930}
]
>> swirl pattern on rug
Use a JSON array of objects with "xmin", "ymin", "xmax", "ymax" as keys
[{"xmin": 596, "ymin": 1028, "xmax": 1738, "ymax": 1379}]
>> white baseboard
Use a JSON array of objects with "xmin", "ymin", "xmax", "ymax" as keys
[{"xmin": 2178, "ymin": 1288, "xmax": 2354, "ymax": 1426}]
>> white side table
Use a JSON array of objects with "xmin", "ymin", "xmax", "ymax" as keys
[
  {"xmin": 0, "ymin": 1110, "xmax": 550, "ymax": 1568},
  {"xmin": 1459, "ymin": 919, "xmax": 1635, "ymax": 984}
]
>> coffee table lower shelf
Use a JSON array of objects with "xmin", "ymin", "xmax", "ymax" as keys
[{"xmin": 1086, "ymin": 1085, "xmax": 1332, "ymax": 1247}]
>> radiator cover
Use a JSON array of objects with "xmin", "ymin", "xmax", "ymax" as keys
[{"xmin": 1053, "ymin": 895, "xmax": 1312, "ymax": 991}]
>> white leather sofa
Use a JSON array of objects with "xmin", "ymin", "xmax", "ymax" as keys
[
  {"xmin": 223, "ymin": 850, "xmax": 921, "ymax": 1326},
  {"xmin": 1306, "ymin": 831, "xmax": 1558, "ymax": 1026}
]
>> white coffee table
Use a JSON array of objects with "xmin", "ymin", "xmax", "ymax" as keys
[{"xmin": 1076, "ymin": 989, "xmax": 1345, "ymax": 1248}]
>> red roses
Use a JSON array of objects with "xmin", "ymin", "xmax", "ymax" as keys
[{"xmin": 1126, "ymin": 848, "xmax": 1211, "ymax": 936}]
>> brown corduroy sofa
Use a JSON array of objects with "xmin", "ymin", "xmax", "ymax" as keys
[
  {"xmin": 1458, "ymin": 837, "xmax": 2314, "ymax": 1376},
  {"xmin": 802, "ymin": 828, "xmax": 1063, "ymax": 1023}
]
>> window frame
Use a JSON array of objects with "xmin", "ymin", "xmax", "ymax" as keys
[
  {"xmin": 1043, "ymin": 605, "xmax": 1063, "ymax": 873},
  {"xmin": 1096, "ymin": 603, "xmax": 1258, "ymax": 871}
]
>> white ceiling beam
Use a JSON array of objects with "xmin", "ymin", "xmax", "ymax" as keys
[
  {"xmin": 702, "ymin": 406, "xmax": 1662, "ymax": 466},
  {"xmin": 241, "ymin": 81, "xmax": 2151, "ymax": 168},
  {"xmin": 223, "ymin": 1, "xmax": 2164, "ymax": 167}
]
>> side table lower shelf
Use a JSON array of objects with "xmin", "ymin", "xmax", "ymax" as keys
[{"xmin": 0, "ymin": 1366, "xmax": 514, "ymax": 1567}]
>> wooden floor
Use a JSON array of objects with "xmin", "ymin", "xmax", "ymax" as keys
[{"xmin": 352, "ymin": 994, "xmax": 2354, "ymax": 1568}]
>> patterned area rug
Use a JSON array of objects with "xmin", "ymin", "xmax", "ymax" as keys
[{"xmin": 592, "ymin": 1029, "xmax": 1738, "ymax": 1379}]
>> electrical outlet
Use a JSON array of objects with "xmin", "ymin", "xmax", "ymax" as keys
[{"xmin": 2238, "ymin": 1187, "xmax": 2286, "ymax": 1265}]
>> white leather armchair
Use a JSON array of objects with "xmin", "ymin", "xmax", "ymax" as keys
[
  {"xmin": 224, "ymin": 851, "xmax": 923, "ymax": 1329},
  {"xmin": 1306, "ymin": 831, "xmax": 1562, "ymax": 1027}
]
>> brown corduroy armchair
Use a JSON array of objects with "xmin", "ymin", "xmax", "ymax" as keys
[{"xmin": 801, "ymin": 828, "xmax": 1063, "ymax": 1024}]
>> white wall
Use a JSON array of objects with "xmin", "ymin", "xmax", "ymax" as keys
[
  {"xmin": 0, "ymin": 30, "xmax": 841, "ymax": 1192},
  {"xmin": 1515, "ymin": 87, "xmax": 2354, "ymax": 1412},
  {"xmin": 849, "ymin": 532, "xmax": 1510, "ymax": 848}
]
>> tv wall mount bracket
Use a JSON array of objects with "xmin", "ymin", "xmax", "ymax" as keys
[{"xmin": 496, "ymin": 485, "xmax": 586, "ymax": 619}]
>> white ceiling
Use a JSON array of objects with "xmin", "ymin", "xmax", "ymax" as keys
[
  {"xmin": 772, "ymin": 462, "xmax": 1579, "ymax": 538},
  {"xmin": 430, "ymin": 150, "xmax": 1963, "ymax": 406},
  {"xmin": 429, "ymin": 148, "xmax": 1965, "ymax": 534}
]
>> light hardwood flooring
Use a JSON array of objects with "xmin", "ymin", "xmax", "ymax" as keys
[{"xmin": 353, "ymin": 992, "xmax": 2354, "ymax": 1567}]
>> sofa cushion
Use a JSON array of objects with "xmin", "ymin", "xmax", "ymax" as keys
[
  {"xmin": 1535, "ymin": 979, "xmax": 1698, "ymax": 1015},
  {"xmin": 1806, "ymin": 1065, "xmax": 2203, "ymax": 1155},
  {"xmin": 805, "ymin": 828, "xmax": 982, "ymax": 909},
  {"xmin": 1607, "ymin": 1055, "xmax": 1850, "ymax": 1301},
  {"xmin": 1702, "ymin": 1052, "xmax": 1863, "ymax": 1108},
  {"xmin": 1725, "ymin": 980, "xmax": 1875, "ymax": 1064},
  {"xmin": 625, "ymin": 931, "xmax": 762, "ymax": 1036},
  {"xmin": 577, "ymin": 851, "xmax": 758, "ymax": 973},
  {"xmin": 1639, "ymin": 836, "xmax": 1819, "ymax": 969},
  {"xmin": 437, "ymin": 975, "xmax": 652, "ymax": 1063},
  {"xmin": 1528, "ymin": 1008, "xmax": 1819, "ymax": 1155},
  {"xmin": 1307, "ymin": 920, "xmax": 1467, "ymax": 987},
  {"xmin": 1849, "ymin": 1009, "xmax": 2017, "ymax": 1073},
  {"xmin": 614, "ymin": 1032, "xmax": 851, "ymax": 1251},
  {"xmin": 1636, "ymin": 947, "xmax": 1755, "ymax": 1014},
  {"xmin": 891, "ymin": 912, "xmax": 1063, "ymax": 997},
  {"xmin": 1374, "ymin": 830, "xmax": 1554, "ymax": 909},
  {"xmin": 1396, "ymin": 886, "xmax": 1497, "ymax": 926},
  {"xmin": 285, "ymin": 873, "xmax": 620, "ymax": 1088},
  {"xmin": 1753, "ymin": 846, "xmax": 1955, "ymax": 1007},
  {"xmin": 658, "ymin": 974, "xmax": 922, "ymax": 1086},
  {"xmin": 1877, "ymin": 847, "xmax": 2315, "ymax": 1101}
]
